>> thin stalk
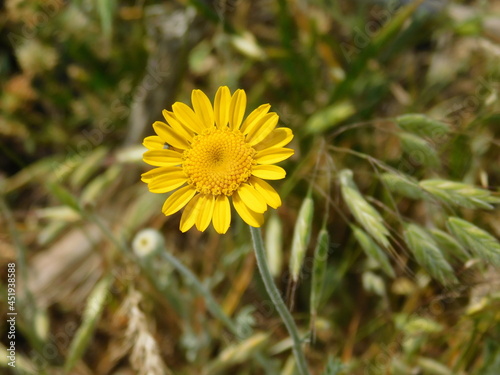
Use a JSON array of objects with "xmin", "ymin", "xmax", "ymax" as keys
[
  {"xmin": 158, "ymin": 250, "xmax": 240, "ymax": 335},
  {"xmin": 250, "ymin": 226, "xmax": 310, "ymax": 375}
]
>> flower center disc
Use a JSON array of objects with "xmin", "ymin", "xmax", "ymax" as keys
[{"xmin": 183, "ymin": 128, "xmax": 255, "ymax": 195}]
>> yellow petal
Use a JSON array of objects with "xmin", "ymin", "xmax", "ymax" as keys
[
  {"xmin": 214, "ymin": 86, "xmax": 231, "ymax": 129},
  {"xmin": 162, "ymin": 185, "xmax": 197, "ymax": 216},
  {"xmin": 143, "ymin": 135, "xmax": 164, "ymax": 150},
  {"xmin": 143, "ymin": 149, "xmax": 183, "ymax": 167},
  {"xmin": 162, "ymin": 110, "xmax": 195, "ymax": 141},
  {"xmin": 191, "ymin": 90, "xmax": 214, "ymax": 128},
  {"xmin": 232, "ymin": 191, "xmax": 264, "ymax": 227},
  {"xmin": 254, "ymin": 127, "xmax": 294, "ymax": 151},
  {"xmin": 180, "ymin": 194, "xmax": 202, "ymax": 232},
  {"xmin": 153, "ymin": 121, "xmax": 190, "ymax": 149},
  {"xmin": 246, "ymin": 113, "xmax": 279, "ymax": 146},
  {"xmin": 213, "ymin": 195, "xmax": 231, "ymax": 234},
  {"xmin": 172, "ymin": 102, "xmax": 205, "ymax": 133},
  {"xmin": 229, "ymin": 89, "xmax": 247, "ymax": 130},
  {"xmin": 141, "ymin": 166, "xmax": 178, "ymax": 183},
  {"xmin": 255, "ymin": 147, "xmax": 294, "ymax": 165},
  {"xmin": 240, "ymin": 104, "xmax": 271, "ymax": 135},
  {"xmin": 237, "ymin": 183, "xmax": 267, "ymax": 213},
  {"xmin": 148, "ymin": 169, "xmax": 187, "ymax": 193},
  {"xmin": 249, "ymin": 176, "xmax": 281, "ymax": 209},
  {"xmin": 195, "ymin": 194, "xmax": 215, "ymax": 232},
  {"xmin": 252, "ymin": 165, "xmax": 286, "ymax": 180}
]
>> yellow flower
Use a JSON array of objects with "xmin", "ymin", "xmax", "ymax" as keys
[{"xmin": 142, "ymin": 86, "xmax": 294, "ymax": 234}]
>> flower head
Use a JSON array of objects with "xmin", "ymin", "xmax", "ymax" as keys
[{"xmin": 142, "ymin": 86, "xmax": 294, "ymax": 234}]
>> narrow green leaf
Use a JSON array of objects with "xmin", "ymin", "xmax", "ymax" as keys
[
  {"xmin": 305, "ymin": 101, "xmax": 355, "ymax": 134},
  {"xmin": 46, "ymin": 182, "xmax": 81, "ymax": 213},
  {"xmin": 38, "ymin": 220, "xmax": 68, "ymax": 246},
  {"xmin": 69, "ymin": 146, "xmax": 108, "ymax": 188},
  {"xmin": 331, "ymin": 0, "xmax": 426, "ymax": 101},
  {"xmin": 447, "ymin": 217, "xmax": 500, "ymax": 266},
  {"xmin": 96, "ymin": 0, "xmax": 116, "ymax": 39},
  {"xmin": 81, "ymin": 165, "xmax": 122, "ymax": 206},
  {"xmin": 64, "ymin": 276, "xmax": 112, "ymax": 373},
  {"xmin": 404, "ymin": 224, "xmax": 457, "ymax": 285}
]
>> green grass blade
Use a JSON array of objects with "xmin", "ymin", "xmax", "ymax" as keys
[{"xmin": 64, "ymin": 276, "xmax": 112, "ymax": 373}]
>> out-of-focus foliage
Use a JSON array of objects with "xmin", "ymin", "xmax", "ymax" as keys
[{"xmin": 1, "ymin": 0, "xmax": 500, "ymax": 374}]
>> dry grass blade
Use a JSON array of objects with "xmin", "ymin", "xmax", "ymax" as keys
[
  {"xmin": 121, "ymin": 289, "xmax": 172, "ymax": 375},
  {"xmin": 204, "ymin": 332, "xmax": 269, "ymax": 374},
  {"xmin": 416, "ymin": 357, "xmax": 453, "ymax": 375}
]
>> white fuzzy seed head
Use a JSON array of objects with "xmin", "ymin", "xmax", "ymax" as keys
[{"xmin": 132, "ymin": 229, "xmax": 164, "ymax": 257}]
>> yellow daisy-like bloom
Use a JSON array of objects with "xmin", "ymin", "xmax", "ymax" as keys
[{"xmin": 141, "ymin": 86, "xmax": 294, "ymax": 234}]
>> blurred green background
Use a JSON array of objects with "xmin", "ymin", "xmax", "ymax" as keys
[{"xmin": 1, "ymin": 0, "xmax": 500, "ymax": 374}]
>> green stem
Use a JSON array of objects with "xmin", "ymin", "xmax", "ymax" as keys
[
  {"xmin": 250, "ymin": 226, "xmax": 310, "ymax": 375},
  {"xmin": 158, "ymin": 250, "xmax": 240, "ymax": 336}
]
